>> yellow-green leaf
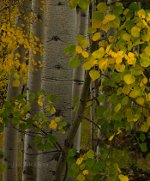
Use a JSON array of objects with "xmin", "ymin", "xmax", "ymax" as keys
[
  {"xmin": 86, "ymin": 149, "xmax": 94, "ymax": 159},
  {"xmin": 119, "ymin": 174, "xmax": 129, "ymax": 181},
  {"xmin": 103, "ymin": 14, "xmax": 116, "ymax": 24},
  {"xmin": 89, "ymin": 70, "xmax": 100, "ymax": 81},
  {"xmin": 114, "ymin": 103, "xmax": 121, "ymax": 112},
  {"xmin": 123, "ymin": 74, "xmax": 135, "ymax": 85},
  {"xmin": 108, "ymin": 133, "xmax": 115, "ymax": 141},
  {"xmin": 131, "ymin": 26, "xmax": 140, "ymax": 37},
  {"xmin": 136, "ymin": 97, "xmax": 145, "ymax": 106},
  {"xmin": 77, "ymin": 174, "xmax": 85, "ymax": 181},
  {"xmin": 50, "ymin": 106, "xmax": 56, "ymax": 114},
  {"xmin": 92, "ymin": 32, "xmax": 101, "ymax": 41}
]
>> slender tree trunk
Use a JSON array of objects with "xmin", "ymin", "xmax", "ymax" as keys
[
  {"xmin": 3, "ymin": 1, "xmax": 31, "ymax": 181},
  {"xmin": 22, "ymin": 0, "xmax": 43, "ymax": 180},
  {"xmin": 37, "ymin": 1, "xmax": 76, "ymax": 180},
  {"xmin": 55, "ymin": 72, "xmax": 91, "ymax": 181},
  {"xmin": 3, "ymin": 77, "xmax": 22, "ymax": 181},
  {"xmin": 73, "ymin": 7, "xmax": 89, "ymax": 152}
]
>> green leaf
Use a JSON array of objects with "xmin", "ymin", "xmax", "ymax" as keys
[
  {"xmin": 65, "ymin": 44, "xmax": 75, "ymax": 55},
  {"xmin": 68, "ymin": 148, "xmax": 76, "ymax": 157},
  {"xmin": 129, "ymin": 2, "xmax": 140, "ymax": 12},
  {"xmin": 86, "ymin": 149, "xmax": 94, "ymax": 159},
  {"xmin": 97, "ymin": 3, "xmax": 108, "ymax": 14},
  {"xmin": 113, "ymin": 2, "xmax": 124, "ymax": 16},
  {"xmin": 77, "ymin": 174, "xmax": 85, "ymax": 181},
  {"xmin": 89, "ymin": 70, "xmax": 100, "ymax": 81},
  {"xmin": 124, "ymin": 20, "xmax": 135, "ymax": 31},
  {"xmin": 78, "ymin": 0, "xmax": 90, "ymax": 11},
  {"xmin": 114, "ymin": 103, "xmax": 121, "ymax": 113},
  {"xmin": 69, "ymin": 0, "xmax": 78, "ymax": 8},
  {"xmin": 69, "ymin": 56, "xmax": 81, "ymax": 68},
  {"xmin": 96, "ymin": 106, "xmax": 105, "ymax": 117},
  {"xmin": 140, "ymin": 143, "xmax": 148, "ymax": 153},
  {"xmin": 139, "ymin": 133, "xmax": 146, "ymax": 142},
  {"xmin": 80, "ymin": 163, "xmax": 86, "ymax": 170},
  {"xmin": 121, "ymin": 96, "xmax": 129, "ymax": 106},
  {"xmin": 93, "ymin": 11, "xmax": 104, "ymax": 21},
  {"xmin": 98, "ymin": 95, "xmax": 105, "ymax": 103}
]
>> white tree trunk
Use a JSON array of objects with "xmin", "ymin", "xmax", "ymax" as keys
[
  {"xmin": 2, "ymin": 1, "xmax": 31, "ymax": 180},
  {"xmin": 3, "ymin": 76, "xmax": 22, "ymax": 181},
  {"xmin": 22, "ymin": 0, "xmax": 43, "ymax": 180},
  {"xmin": 73, "ymin": 7, "xmax": 89, "ymax": 153},
  {"xmin": 37, "ymin": 1, "xmax": 76, "ymax": 180}
]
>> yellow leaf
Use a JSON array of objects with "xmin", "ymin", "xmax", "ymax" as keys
[
  {"xmin": 92, "ymin": 19, "xmax": 102, "ymax": 29},
  {"xmin": 92, "ymin": 47, "xmax": 105, "ymax": 59},
  {"xmin": 92, "ymin": 32, "xmax": 101, "ymax": 41},
  {"xmin": 108, "ymin": 133, "xmax": 115, "ymax": 141},
  {"xmin": 82, "ymin": 51, "xmax": 89, "ymax": 58},
  {"xmin": 37, "ymin": 95, "xmax": 44, "ymax": 107},
  {"xmin": 81, "ymin": 39, "xmax": 89, "ymax": 48},
  {"xmin": 83, "ymin": 59, "xmax": 97, "ymax": 70},
  {"xmin": 131, "ymin": 26, "xmax": 140, "ymax": 37},
  {"xmin": 76, "ymin": 46, "xmax": 83, "ymax": 54},
  {"xmin": 117, "ymin": 128, "xmax": 122, "ymax": 135},
  {"xmin": 76, "ymin": 157, "xmax": 84, "ymax": 165},
  {"xmin": 123, "ymin": 74, "xmax": 135, "ymax": 85},
  {"xmin": 142, "ymin": 77, "xmax": 148, "ymax": 84},
  {"xmin": 121, "ymin": 32, "xmax": 130, "ymax": 41},
  {"xmin": 50, "ymin": 106, "xmax": 56, "ymax": 115},
  {"xmin": 89, "ymin": 70, "xmax": 100, "ymax": 81},
  {"xmin": 137, "ymin": 9, "xmax": 146, "ymax": 19},
  {"xmin": 116, "ymin": 57, "xmax": 122, "ymax": 64},
  {"xmin": 82, "ymin": 170, "xmax": 89, "ymax": 176},
  {"xmin": 114, "ymin": 163, "xmax": 121, "ymax": 173},
  {"xmin": 122, "ymin": 86, "xmax": 131, "ymax": 95},
  {"xmin": 146, "ymin": 93, "xmax": 150, "ymax": 101},
  {"xmin": 55, "ymin": 117, "xmax": 61, "ymax": 122},
  {"xmin": 136, "ymin": 97, "xmax": 145, "ymax": 106},
  {"xmin": 119, "ymin": 174, "xmax": 129, "ymax": 181},
  {"xmin": 115, "ymin": 64, "xmax": 125, "ymax": 72},
  {"xmin": 49, "ymin": 120, "xmax": 57, "ymax": 129},
  {"xmin": 12, "ymin": 79, "xmax": 20, "ymax": 88},
  {"xmin": 103, "ymin": 14, "xmax": 116, "ymax": 24},
  {"xmin": 77, "ymin": 174, "xmax": 85, "ymax": 181},
  {"xmin": 99, "ymin": 59, "xmax": 108, "ymax": 70},
  {"xmin": 129, "ymin": 88, "xmax": 141, "ymax": 98},
  {"xmin": 140, "ymin": 122, "xmax": 149, "ymax": 132},
  {"xmin": 126, "ymin": 52, "xmax": 136, "ymax": 65},
  {"xmin": 144, "ymin": 45, "xmax": 150, "ymax": 56}
]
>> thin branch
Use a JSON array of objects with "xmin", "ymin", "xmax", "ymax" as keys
[
  {"xmin": 82, "ymin": 116, "xmax": 101, "ymax": 130},
  {"xmin": 24, "ymin": 150, "xmax": 61, "ymax": 156}
]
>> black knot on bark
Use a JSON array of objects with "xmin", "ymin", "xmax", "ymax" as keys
[
  {"xmin": 54, "ymin": 64, "xmax": 62, "ymax": 70},
  {"xmin": 58, "ymin": 2, "xmax": 64, "ymax": 6}
]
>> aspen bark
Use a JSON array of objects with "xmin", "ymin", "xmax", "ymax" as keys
[
  {"xmin": 73, "ymin": 7, "xmax": 89, "ymax": 152},
  {"xmin": 3, "ymin": 1, "xmax": 31, "ymax": 181},
  {"xmin": 37, "ymin": 1, "xmax": 76, "ymax": 180},
  {"xmin": 22, "ymin": 0, "xmax": 43, "ymax": 180}
]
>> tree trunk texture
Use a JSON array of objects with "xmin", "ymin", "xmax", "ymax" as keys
[
  {"xmin": 3, "ymin": 1, "xmax": 31, "ymax": 181},
  {"xmin": 55, "ymin": 73, "xmax": 91, "ymax": 181},
  {"xmin": 37, "ymin": 1, "xmax": 76, "ymax": 181},
  {"xmin": 3, "ymin": 76, "xmax": 21, "ymax": 181},
  {"xmin": 22, "ymin": 0, "xmax": 43, "ymax": 180},
  {"xmin": 73, "ymin": 7, "xmax": 89, "ymax": 153}
]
